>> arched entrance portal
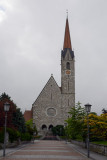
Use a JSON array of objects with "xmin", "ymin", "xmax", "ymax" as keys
[
  {"xmin": 42, "ymin": 124, "xmax": 47, "ymax": 130},
  {"xmin": 48, "ymin": 124, "xmax": 53, "ymax": 130}
]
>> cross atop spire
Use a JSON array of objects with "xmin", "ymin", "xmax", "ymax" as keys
[
  {"xmin": 66, "ymin": 9, "xmax": 68, "ymax": 18},
  {"xmin": 63, "ymin": 17, "xmax": 72, "ymax": 50}
]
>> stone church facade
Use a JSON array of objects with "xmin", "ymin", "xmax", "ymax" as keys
[{"xmin": 32, "ymin": 17, "xmax": 75, "ymax": 133}]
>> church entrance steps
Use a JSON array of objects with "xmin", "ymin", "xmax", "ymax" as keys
[
  {"xmin": 46, "ymin": 130, "xmax": 53, "ymax": 136},
  {"xmin": 42, "ymin": 130, "xmax": 58, "ymax": 140},
  {"xmin": 43, "ymin": 135, "xmax": 58, "ymax": 140}
]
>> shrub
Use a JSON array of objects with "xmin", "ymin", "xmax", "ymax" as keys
[
  {"xmin": 7, "ymin": 128, "xmax": 20, "ymax": 143},
  {"xmin": 52, "ymin": 125, "xmax": 65, "ymax": 136},
  {"xmin": 0, "ymin": 128, "xmax": 20, "ymax": 143},
  {"xmin": 34, "ymin": 135, "xmax": 41, "ymax": 139},
  {"xmin": 21, "ymin": 133, "xmax": 32, "ymax": 141}
]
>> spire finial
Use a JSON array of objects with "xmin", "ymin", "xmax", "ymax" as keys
[{"xmin": 66, "ymin": 9, "xmax": 68, "ymax": 19}]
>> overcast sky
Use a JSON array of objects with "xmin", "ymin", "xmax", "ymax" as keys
[{"xmin": 0, "ymin": 0, "xmax": 107, "ymax": 114}]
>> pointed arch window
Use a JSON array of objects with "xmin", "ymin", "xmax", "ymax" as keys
[{"xmin": 66, "ymin": 62, "xmax": 70, "ymax": 70}]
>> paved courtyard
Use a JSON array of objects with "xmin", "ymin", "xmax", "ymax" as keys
[{"xmin": 0, "ymin": 140, "xmax": 91, "ymax": 160}]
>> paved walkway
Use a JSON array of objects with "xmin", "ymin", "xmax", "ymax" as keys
[
  {"xmin": 67, "ymin": 142, "xmax": 107, "ymax": 160},
  {"xmin": 0, "ymin": 140, "xmax": 90, "ymax": 160}
]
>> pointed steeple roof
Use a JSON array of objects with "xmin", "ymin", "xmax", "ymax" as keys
[{"xmin": 63, "ymin": 17, "xmax": 72, "ymax": 50}]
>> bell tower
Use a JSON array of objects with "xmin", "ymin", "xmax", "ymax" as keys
[{"xmin": 61, "ymin": 17, "xmax": 75, "ymax": 108}]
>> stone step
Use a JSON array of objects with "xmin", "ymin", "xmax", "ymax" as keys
[{"xmin": 43, "ymin": 136, "xmax": 58, "ymax": 140}]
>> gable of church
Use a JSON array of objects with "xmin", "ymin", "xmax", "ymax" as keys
[
  {"xmin": 33, "ymin": 75, "xmax": 62, "ymax": 130},
  {"xmin": 33, "ymin": 75, "xmax": 61, "ymax": 106}
]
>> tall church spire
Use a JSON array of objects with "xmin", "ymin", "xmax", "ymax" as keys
[{"xmin": 63, "ymin": 17, "xmax": 72, "ymax": 50}]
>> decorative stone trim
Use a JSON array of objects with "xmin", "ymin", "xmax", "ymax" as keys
[{"xmin": 46, "ymin": 107, "xmax": 57, "ymax": 117}]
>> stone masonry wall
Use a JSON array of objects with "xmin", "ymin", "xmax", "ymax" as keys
[
  {"xmin": 71, "ymin": 140, "xmax": 107, "ymax": 156},
  {"xmin": 33, "ymin": 76, "xmax": 63, "ymax": 132}
]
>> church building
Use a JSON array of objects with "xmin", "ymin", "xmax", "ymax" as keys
[{"xmin": 32, "ymin": 17, "xmax": 75, "ymax": 133}]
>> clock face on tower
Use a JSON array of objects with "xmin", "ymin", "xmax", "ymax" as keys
[{"xmin": 65, "ymin": 70, "xmax": 71, "ymax": 75}]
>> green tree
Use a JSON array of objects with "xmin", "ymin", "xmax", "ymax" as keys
[
  {"xmin": 66, "ymin": 102, "xmax": 86, "ymax": 140},
  {"xmin": 84, "ymin": 113, "xmax": 107, "ymax": 141},
  {"xmin": 90, "ymin": 112, "xmax": 97, "ymax": 115},
  {"xmin": 26, "ymin": 119, "xmax": 38, "ymax": 136},
  {"xmin": 0, "ymin": 92, "xmax": 11, "ymax": 100},
  {"xmin": 52, "ymin": 125, "xmax": 65, "ymax": 136},
  {"xmin": 0, "ymin": 127, "xmax": 20, "ymax": 143},
  {"xmin": 12, "ymin": 108, "xmax": 26, "ymax": 133}
]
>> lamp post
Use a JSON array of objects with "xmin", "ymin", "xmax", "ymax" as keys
[
  {"xmin": 84, "ymin": 103, "xmax": 92, "ymax": 158},
  {"xmin": 64, "ymin": 122, "xmax": 67, "ymax": 143},
  {"xmin": 33, "ymin": 123, "xmax": 35, "ymax": 143},
  {"xmin": 60, "ymin": 127, "xmax": 62, "ymax": 141},
  {"xmin": 3, "ymin": 102, "xmax": 10, "ymax": 157}
]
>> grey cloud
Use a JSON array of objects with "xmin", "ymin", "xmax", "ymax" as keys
[{"xmin": 0, "ymin": 0, "xmax": 107, "ymax": 114}]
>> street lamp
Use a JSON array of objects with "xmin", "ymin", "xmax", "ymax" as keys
[
  {"xmin": 64, "ymin": 122, "xmax": 67, "ymax": 143},
  {"xmin": 3, "ymin": 102, "xmax": 10, "ymax": 157},
  {"xmin": 84, "ymin": 103, "xmax": 92, "ymax": 158},
  {"xmin": 33, "ymin": 123, "xmax": 35, "ymax": 143}
]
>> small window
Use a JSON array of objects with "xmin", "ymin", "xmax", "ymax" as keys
[
  {"xmin": 49, "ymin": 124, "xmax": 53, "ymax": 130},
  {"xmin": 42, "ymin": 124, "xmax": 47, "ymax": 130},
  {"xmin": 66, "ymin": 62, "xmax": 70, "ymax": 70}
]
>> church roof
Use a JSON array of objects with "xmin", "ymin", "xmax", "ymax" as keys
[
  {"xmin": 33, "ymin": 75, "xmax": 61, "ymax": 105},
  {"xmin": 63, "ymin": 17, "xmax": 72, "ymax": 50}
]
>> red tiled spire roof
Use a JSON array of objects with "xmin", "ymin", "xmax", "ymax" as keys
[{"xmin": 63, "ymin": 17, "xmax": 72, "ymax": 50}]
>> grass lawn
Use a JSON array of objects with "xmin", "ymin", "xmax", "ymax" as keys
[{"xmin": 91, "ymin": 141, "xmax": 107, "ymax": 145}]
